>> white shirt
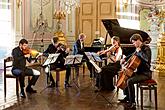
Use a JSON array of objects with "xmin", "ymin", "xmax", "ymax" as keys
[{"xmin": 107, "ymin": 47, "xmax": 122, "ymax": 63}]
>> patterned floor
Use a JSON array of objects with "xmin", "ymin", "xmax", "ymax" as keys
[{"xmin": 0, "ymin": 66, "xmax": 165, "ymax": 110}]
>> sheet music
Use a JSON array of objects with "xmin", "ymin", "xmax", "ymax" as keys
[
  {"xmin": 74, "ymin": 54, "xmax": 83, "ymax": 64},
  {"xmin": 64, "ymin": 54, "xmax": 83, "ymax": 65},
  {"xmin": 64, "ymin": 55, "xmax": 75, "ymax": 65},
  {"xmin": 43, "ymin": 53, "xmax": 60, "ymax": 66},
  {"xmin": 85, "ymin": 52, "xmax": 102, "ymax": 62},
  {"xmin": 91, "ymin": 52, "xmax": 102, "ymax": 62},
  {"xmin": 85, "ymin": 52, "xmax": 95, "ymax": 61},
  {"xmin": 89, "ymin": 60, "xmax": 102, "ymax": 73}
]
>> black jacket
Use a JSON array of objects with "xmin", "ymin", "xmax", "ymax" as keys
[
  {"xmin": 12, "ymin": 46, "xmax": 30, "ymax": 70},
  {"xmin": 125, "ymin": 45, "xmax": 152, "ymax": 78},
  {"xmin": 43, "ymin": 43, "xmax": 68, "ymax": 65},
  {"xmin": 72, "ymin": 39, "xmax": 85, "ymax": 55}
]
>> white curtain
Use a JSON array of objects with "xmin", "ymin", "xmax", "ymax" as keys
[{"xmin": 0, "ymin": 0, "xmax": 14, "ymax": 69}]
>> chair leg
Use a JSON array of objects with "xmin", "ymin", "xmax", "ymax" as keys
[
  {"xmin": 141, "ymin": 88, "xmax": 143, "ymax": 109},
  {"xmin": 155, "ymin": 87, "xmax": 158, "ymax": 109},
  {"xmin": 149, "ymin": 86, "xmax": 152, "ymax": 102},
  {"xmin": 56, "ymin": 71, "xmax": 60, "ymax": 82},
  {"xmin": 136, "ymin": 84, "xmax": 139, "ymax": 105},
  {"xmin": 16, "ymin": 78, "xmax": 19, "ymax": 96},
  {"xmin": 4, "ymin": 77, "xmax": 6, "ymax": 98}
]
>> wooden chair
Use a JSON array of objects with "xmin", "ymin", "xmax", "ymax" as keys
[
  {"xmin": 4, "ymin": 56, "xmax": 19, "ymax": 98},
  {"xmin": 136, "ymin": 79, "xmax": 157, "ymax": 109}
]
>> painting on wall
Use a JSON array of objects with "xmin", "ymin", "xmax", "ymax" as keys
[{"xmin": 30, "ymin": 0, "xmax": 54, "ymax": 32}]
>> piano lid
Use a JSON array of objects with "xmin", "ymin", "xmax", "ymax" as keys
[{"xmin": 102, "ymin": 19, "xmax": 151, "ymax": 44}]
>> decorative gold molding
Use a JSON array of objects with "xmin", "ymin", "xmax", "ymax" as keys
[
  {"xmin": 136, "ymin": 0, "xmax": 165, "ymax": 6},
  {"xmin": 17, "ymin": 0, "xmax": 22, "ymax": 8},
  {"xmin": 82, "ymin": 3, "xmax": 93, "ymax": 15},
  {"xmin": 81, "ymin": 19, "xmax": 93, "ymax": 45},
  {"xmin": 99, "ymin": 2, "xmax": 112, "ymax": 16}
]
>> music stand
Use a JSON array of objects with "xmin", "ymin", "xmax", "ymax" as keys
[
  {"xmin": 64, "ymin": 54, "xmax": 83, "ymax": 89},
  {"xmin": 40, "ymin": 53, "xmax": 60, "ymax": 93},
  {"xmin": 85, "ymin": 52, "xmax": 102, "ymax": 78},
  {"xmin": 85, "ymin": 52, "xmax": 102, "ymax": 62},
  {"xmin": 86, "ymin": 53, "xmax": 112, "ymax": 105}
]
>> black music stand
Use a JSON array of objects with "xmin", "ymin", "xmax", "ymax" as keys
[
  {"xmin": 85, "ymin": 52, "xmax": 102, "ymax": 78},
  {"xmin": 40, "ymin": 53, "xmax": 60, "ymax": 93},
  {"xmin": 88, "ymin": 59, "xmax": 112, "ymax": 106},
  {"xmin": 64, "ymin": 54, "xmax": 83, "ymax": 89}
]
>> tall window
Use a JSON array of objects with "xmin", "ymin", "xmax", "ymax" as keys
[
  {"xmin": 116, "ymin": 0, "xmax": 140, "ymax": 29},
  {"xmin": 0, "ymin": 0, "xmax": 13, "ymax": 68}
]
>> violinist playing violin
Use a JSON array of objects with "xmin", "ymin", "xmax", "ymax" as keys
[
  {"xmin": 95, "ymin": 36, "xmax": 123, "ymax": 91},
  {"xmin": 42, "ymin": 36, "xmax": 71, "ymax": 88},
  {"xmin": 118, "ymin": 34, "xmax": 152, "ymax": 109},
  {"xmin": 11, "ymin": 39, "xmax": 40, "ymax": 98}
]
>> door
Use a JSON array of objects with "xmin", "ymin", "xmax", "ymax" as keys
[{"xmin": 77, "ymin": 0, "xmax": 116, "ymax": 46}]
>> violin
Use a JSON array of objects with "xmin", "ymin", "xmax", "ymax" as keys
[
  {"xmin": 23, "ymin": 47, "xmax": 41, "ymax": 58},
  {"xmin": 22, "ymin": 47, "xmax": 31, "ymax": 55},
  {"xmin": 56, "ymin": 43, "xmax": 67, "ymax": 53},
  {"xmin": 97, "ymin": 45, "xmax": 118, "ymax": 55}
]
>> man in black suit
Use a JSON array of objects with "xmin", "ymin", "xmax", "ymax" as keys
[
  {"xmin": 43, "ymin": 37, "xmax": 71, "ymax": 88},
  {"xmin": 12, "ymin": 39, "xmax": 40, "ymax": 98},
  {"xmin": 72, "ymin": 33, "xmax": 93, "ymax": 78},
  {"xmin": 118, "ymin": 34, "xmax": 152, "ymax": 109}
]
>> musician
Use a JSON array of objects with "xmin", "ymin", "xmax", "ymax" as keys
[
  {"xmin": 11, "ymin": 39, "xmax": 40, "ymax": 98},
  {"xmin": 72, "ymin": 33, "xmax": 93, "ymax": 78},
  {"xmin": 43, "ymin": 36, "xmax": 71, "ymax": 88},
  {"xmin": 118, "ymin": 34, "xmax": 152, "ymax": 108},
  {"xmin": 96, "ymin": 36, "xmax": 123, "ymax": 91}
]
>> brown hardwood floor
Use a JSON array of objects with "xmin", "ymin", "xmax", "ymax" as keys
[{"xmin": 0, "ymin": 66, "xmax": 165, "ymax": 110}]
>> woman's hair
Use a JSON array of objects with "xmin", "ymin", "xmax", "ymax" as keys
[
  {"xmin": 19, "ymin": 39, "xmax": 28, "ymax": 45},
  {"xmin": 130, "ymin": 33, "xmax": 143, "ymax": 42},
  {"xmin": 112, "ymin": 36, "xmax": 120, "ymax": 46},
  {"xmin": 52, "ymin": 36, "xmax": 59, "ymax": 44}
]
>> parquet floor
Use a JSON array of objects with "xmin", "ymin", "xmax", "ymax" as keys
[{"xmin": 0, "ymin": 66, "xmax": 164, "ymax": 110}]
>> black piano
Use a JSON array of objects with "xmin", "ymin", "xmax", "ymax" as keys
[{"xmin": 85, "ymin": 19, "xmax": 151, "ymax": 56}]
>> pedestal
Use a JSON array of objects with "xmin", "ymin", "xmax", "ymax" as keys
[{"xmin": 154, "ymin": 33, "xmax": 165, "ymax": 76}]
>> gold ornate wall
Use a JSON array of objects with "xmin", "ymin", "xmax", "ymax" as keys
[{"xmin": 154, "ymin": 34, "xmax": 165, "ymax": 76}]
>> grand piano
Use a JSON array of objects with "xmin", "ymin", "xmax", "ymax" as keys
[{"xmin": 84, "ymin": 19, "xmax": 151, "ymax": 56}]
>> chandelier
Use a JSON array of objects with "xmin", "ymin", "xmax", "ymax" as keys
[
  {"xmin": 53, "ymin": 1, "xmax": 66, "ymax": 32},
  {"xmin": 62, "ymin": 0, "xmax": 79, "ymax": 14},
  {"xmin": 53, "ymin": 10, "xmax": 66, "ymax": 20}
]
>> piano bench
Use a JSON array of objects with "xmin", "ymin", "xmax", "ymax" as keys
[{"xmin": 136, "ymin": 79, "xmax": 157, "ymax": 109}]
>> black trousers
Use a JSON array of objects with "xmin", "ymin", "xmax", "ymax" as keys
[
  {"xmin": 83, "ymin": 55, "xmax": 94, "ymax": 76},
  {"xmin": 96, "ymin": 61, "xmax": 121, "ymax": 90},
  {"xmin": 123, "ymin": 73, "xmax": 151, "ymax": 103},
  {"xmin": 12, "ymin": 67, "xmax": 40, "ymax": 90}
]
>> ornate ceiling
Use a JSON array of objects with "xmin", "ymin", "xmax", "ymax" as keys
[{"xmin": 136, "ymin": 0, "xmax": 165, "ymax": 6}]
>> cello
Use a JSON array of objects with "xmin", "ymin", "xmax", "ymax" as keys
[{"xmin": 116, "ymin": 52, "xmax": 141, "ymax": 89}]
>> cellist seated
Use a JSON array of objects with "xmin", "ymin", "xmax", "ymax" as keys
[
  {"xmin": 95, "ymin": 36, "xmax": 123, "ymax": 91},
  {"xmin": 118, "ymin": 34, "xmax": 152, "ymax": 109}
]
